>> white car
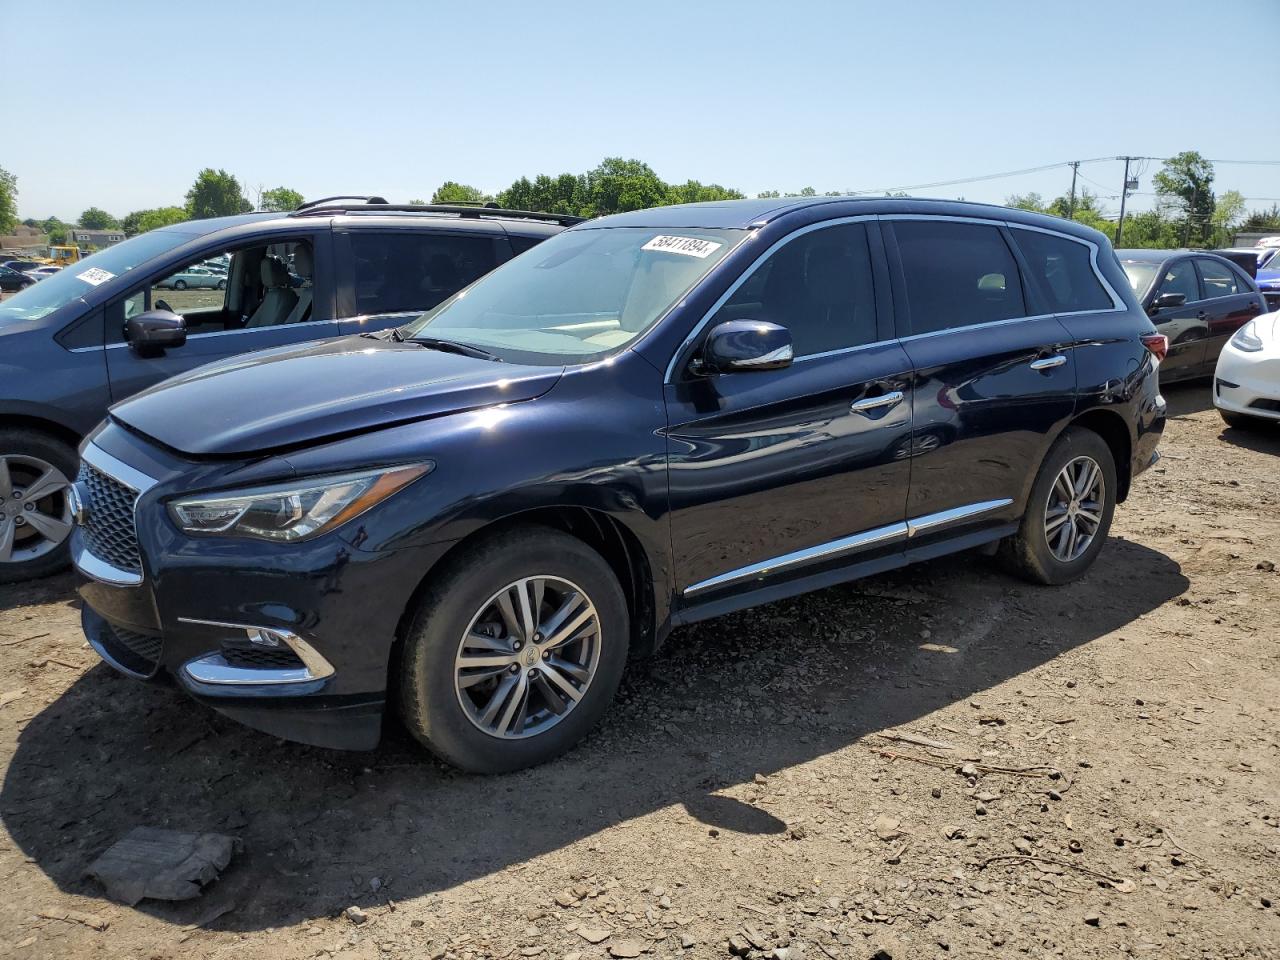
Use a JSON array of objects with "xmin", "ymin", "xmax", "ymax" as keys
[{"xmin": 1215, "ymin": 312, "xmax": 1280, "ymax": 429}]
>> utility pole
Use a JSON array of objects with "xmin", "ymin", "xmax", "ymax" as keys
[
  {"xmin": 1114, "ymin": 157, "xmax": 1143, "ymax": 246},
  {"xmin": 1067, "ymin": 161, "xmax": 1080, "ymax": 220}
]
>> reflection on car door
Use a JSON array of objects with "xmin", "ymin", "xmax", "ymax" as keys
[
  {"xmin": 1146, "ymin": 258, "xmax": 1207, "ymax": 380},
  {"xmin": 884, "ymin": 218, "xmax": 1076, "ymax": 539},
  {"xmin": 1195, "ymin": 256, "xmax": 1263, "ymax": 372},
  {"xmin": 665, "ymin": 221, "xmax": 914, "ymax": 603}
]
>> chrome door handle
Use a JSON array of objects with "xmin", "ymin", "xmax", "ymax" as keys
[
  {"xmin": 850, "ymin": 390, "xmax": 904, "ymax": 413},
  {"xmin": 1029, "ymin": 355, "xmax": 1067, "ymax": 371}
]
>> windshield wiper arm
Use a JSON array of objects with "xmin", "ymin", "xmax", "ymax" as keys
[
  {"xmin": 360, "ymin": 327, "xmax": 406, "ymax": 342},
  {"xmin": 410, "ymin": 336, "xmax": 500, "ymax": 362}
]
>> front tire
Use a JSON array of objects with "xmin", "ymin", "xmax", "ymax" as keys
[
  {"xmin": 1001, "ymin": 427, "xmax": 1117, "ymax": 585},
  {"xmin": 398, "ymin": 525, "xmax": 629, "ymax": 773},
  {"xmin": 0, "ymin": 429, "xmax": 78, "ymax": 584},
  {"xmin": 216, "ymin": 279, "xmax": 227, "ymax": 290},
  {"xmin": 173, "ymin": 279, "xmax": 187, "ymax": 290}
]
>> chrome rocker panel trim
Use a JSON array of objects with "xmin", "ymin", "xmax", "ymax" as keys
[{"xmin": 684, "ymin": 498, "xmax": 1012, "ymax": 596}]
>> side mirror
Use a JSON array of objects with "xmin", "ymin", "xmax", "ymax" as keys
[
  {"xmin": 125, "ymin": 309, "xmax": 187, "ymax": 356},
  {"xmin": 1150, "ymin": 292, "xmax": 1186, "ymax": 312},
  {"xmin": 700, "ymin": 320, "xmax": 793, "ymax": 373}
]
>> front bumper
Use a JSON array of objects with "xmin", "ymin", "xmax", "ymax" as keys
[
  {"xmin": 1214, "ymin": 342, "xmax": 1280, "ymax": 421},
  {"xmin": 72, "ymin": 429, "xmax": 450, "ymax": 751}
]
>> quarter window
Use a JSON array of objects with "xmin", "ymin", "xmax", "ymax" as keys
[
  {"xmin": 892, "ymin": 220, "xmax": 1027, "ymax": 335},
  {"xmin": 710, "ymin": 222, "xmax": 878, "ymax": 356},
  {"xmin": 1196, "ymin": 258, "xmax": 1240, "ymax": 298},
  {"xmin": 348, "ymin": 232, "xmax": 500, "ymax": 315},
  {"xmin": 1010, "ymin": 228, "xmax": 1113, "ymax": 313}
]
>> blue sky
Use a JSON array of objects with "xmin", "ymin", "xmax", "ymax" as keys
[{"xmin": 6, "ymin": 0, "xmax": 1278, "ymax": 222}]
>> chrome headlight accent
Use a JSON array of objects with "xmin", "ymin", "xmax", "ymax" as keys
[
  {"xmin": 1230, "ymin": 321, "xmax": 1264, "ymax": 353},
  {"xmin": 167, "ymin": 463, "xmax": 431, "ymax": 541}
]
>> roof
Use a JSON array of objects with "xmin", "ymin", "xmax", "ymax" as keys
[
  {"xmin": 582, "ymin": 196, "xmax": 1109, "ymax": 242},
  {"xmin": 1116, "ymin": 249, "xmax": 1193, "ymax": 262}
]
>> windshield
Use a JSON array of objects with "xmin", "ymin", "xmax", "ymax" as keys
[
  {"xmin": 1258, "ymin": 249, "xmax": 1280, "ymax": 273},
  {"xmin": 0, "ymin": 230, "xmax": 193, "ymax": 324},
  {"xmin": 1121, "ymin": 260, "xmax": 1161, "ymax": 297},
  {"xmin": 401, "ymin": 227, "xmax": 745, "ymax": 364}
]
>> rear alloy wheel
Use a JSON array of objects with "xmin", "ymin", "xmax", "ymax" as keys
[
  {"xmin": 0, "ymin": 430, "xmax": 77, "ymax": 584},
  {"xmin": 1001, "ymin": 427, "xmax": 1117, "ymax": 585},
  {"xmin": 399, "ymin": 526, "xmax": 628, "ymax": 772}
]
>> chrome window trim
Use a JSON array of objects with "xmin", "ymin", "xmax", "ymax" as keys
[
  {"xmin": 663, "ymin": 215, "xmax": 879, "ymax": 382},
  {"xmin": 1001, "ymin": 220, "xmax": 1127, "ymax": 313},
  {"xmin": 102, "ymin": 315, "xmax": 337, "ymax": 350},
  {"xmin": 683, "ymin": 498, "xmax": 1012, "ymax": 596}
]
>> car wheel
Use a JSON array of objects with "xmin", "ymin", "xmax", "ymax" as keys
[
  {"xmin": 216, "ymin": 279, "xmax": 226, "ymax": 290},
  {"xmin": 1000, "ymin": 427, "xmax": 1117, "ymax": 586},
  {"xmin": 173, "ymin": 279, "xmax": 187, "ymax": 290},
  {"xmin": 0, "ymin": 430, "xmax": 78, "ymax": 585},
  {"xmin": 398, "ymin": 525, "xmax": 629, "ymax": 773}
]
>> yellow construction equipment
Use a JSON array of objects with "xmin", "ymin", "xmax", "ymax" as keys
[{"xmin": 47, "ymin": 245, "xmax": 81, "ymax": 266}]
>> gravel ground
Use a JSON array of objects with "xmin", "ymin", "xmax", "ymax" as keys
[{"xmin": 0, "ymin": 381, "xmax": 1277, "ymax": 960}]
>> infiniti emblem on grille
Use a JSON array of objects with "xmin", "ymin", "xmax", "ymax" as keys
[{"xmin": 68, "ymin": 481, "xmax": 90, "ymax": 525}]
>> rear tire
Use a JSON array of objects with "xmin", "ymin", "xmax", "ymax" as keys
[
  {"xmin": 0, "ymin": 429, "xmax": 78, "ymax": 585},
  {"xmin": 1001, "ymin": 427, "xmax": 1117, "ymax": 585},
  {"xmin": 398, "ymin": 525, "xmax": 629, "ymax": 773},
  {"xmin": 1220, "ymin": 409, "xmax": 1271, "ymax": 431}
]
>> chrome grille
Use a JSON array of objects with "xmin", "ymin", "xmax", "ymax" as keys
[{"xmin": 78, "ymin": 462, "xmax": 142, "ymax": 575}]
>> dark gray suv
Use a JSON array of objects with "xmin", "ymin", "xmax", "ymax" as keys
[{"xmin": 0, "ymin": 200, "xmax": 575, "ymax": 583}]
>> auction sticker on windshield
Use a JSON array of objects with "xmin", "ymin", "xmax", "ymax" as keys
[
  {"xmin": 76, "ymin": 267, "xmax": 116, "ymax": 286},
  {"xmin": 641, "ymin": 236, "xmax": 723, "ymax": 259}
]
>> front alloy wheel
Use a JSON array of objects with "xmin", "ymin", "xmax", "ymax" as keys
[
  {"xmin": 455, "ymin": 576, "xmax": 601, "ymax": 739},
  {"xmin": 0, "ymin": 454, "xmax": 73, "ymax": 567}
]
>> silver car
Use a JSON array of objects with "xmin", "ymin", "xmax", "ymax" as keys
[{"xmin": 155, "ymin": 265, "xmax": 226, "ymax": 290}]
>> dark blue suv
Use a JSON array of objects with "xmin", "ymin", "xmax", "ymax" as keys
[
  {"xmin": 0, "ymin": 201, "xmax": 571, "ymax": 583},
  {"xmin": 71, "ymin": 197, "xmax": 1166, "ymax": 772}
]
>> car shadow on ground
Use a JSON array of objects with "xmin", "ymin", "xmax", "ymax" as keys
[
  {"xmin": 0, "ymin": 536, "xmax": 1188, "ymax": 931},
  {"xmin": 1161, "ymin": 379, "xmax": 1214, "ymax": 419}
]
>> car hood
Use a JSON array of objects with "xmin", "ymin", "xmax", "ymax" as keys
[
  {"xmin": 1255, "ymin": 270, "xmax": 1280, "ymax": 287},
  {"xmin": 110, "ymin": 336, "xmax": 564, "ymax": 457}
]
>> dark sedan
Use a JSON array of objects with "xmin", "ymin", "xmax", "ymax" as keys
[
  {"xmin": 1118, "ymin": 249, "xmax": 1267, "ymax": 382},
  {"xmin": 0, "ymin": 265, "xmax": 36, "ymax": 292}
]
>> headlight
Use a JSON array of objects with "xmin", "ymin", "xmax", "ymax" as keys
[
  {"xmin": 1230, "ymin": 321, "xmax": 1264, "ymax": 353},
  {"xmin": 168, "ymin": 463, "xmax": 431, "ymax": 541}
]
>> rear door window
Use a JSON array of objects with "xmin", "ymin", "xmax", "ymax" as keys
[
  {"xmin": 1195, "ymin": 258, "xmax": 1241, "ymax": 298},
  {"xmin": 1010, "ymin": 228, "xmax": 1113, "ymax": 313},
  {"xmin": 890, "ymin": 220, "xmax": 1028, "ymax": 335},
  {"xmin": 347, "ymin": 232, "xmax": 501, "ymax": 315}
]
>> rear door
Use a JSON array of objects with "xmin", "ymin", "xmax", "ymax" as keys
[
  {"xmin": 1146, "ymin": 257, "xmax": 1208, "ymax": 379},
  {"xmin": 1195, "ymin": 256, "xmax": 1264, "ymax": 372},
  {"xmin": 883, "ymin": 217, "xmax": 1077, "ymax": 540},
  {"xmin": 335, "ymin": 228, "xmax": 509, "ymax": 336},
  {"xmin": 104, "ymin": 232, "xmax": 339, "ymax": 401}
]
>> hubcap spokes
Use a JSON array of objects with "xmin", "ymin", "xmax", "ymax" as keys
[
  {"xmin": 0, "ymin": 455, "xmax": 72, "ymax": 564},
  {"xmin": 454, "ymin": 576, "xmax": 601, "ymax": 740},
  {"xmin": 1045, "ymin": 456, "xmax": 1104, "ymax": 563}
]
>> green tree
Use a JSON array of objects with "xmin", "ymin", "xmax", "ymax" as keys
[
  {"xmin": 185, "ymin": 168, "xmax": 252, "ymax": 219},
  {"xmin": 78, "ymin": 206, "xmax": 119, "ymax": 230},
  {"xmin": 1153, "ymin": 151, "xmax": 1215, "ymax": 247},
  {"xmin": 430, "ymin": 181, "xmax": 491, "ymax": 205},
  {"xmin": 666, "ymin": 180, "xmax": 745, "ymax": 205},
  {"xmin": 756, "ymin": 190, "xmax": 781, "ymax": 199},
  {"xmin": 0, "ymin": 166, "xmax": 18, "ymax": 235},
  {"xmin": 136, "ymin": 207, "xmax": 188, "ymax": 233},
  {"xmin": 1210, "ymin": 189, "xmax": 1245, "ymax": 247},
  {"xmin": 260, "ymin": 186, "xmax": 304, "ymax": 212},
  {"xmin": 1240, "ymin": 204, "xmax": 1280, "ymax": 233},
  {"xmin": 39, "ymin": 216, "xmax": 68, "ymax": 244},
  {"xmin": 1006, "ymin": 192, "xmax": 1048, "ymax": 213},
  {"xmin": 582, "ymin": 157, "xmax": 668, "ymax": 216}
]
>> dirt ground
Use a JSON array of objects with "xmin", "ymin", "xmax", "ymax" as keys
[{"xmin": 0, "ymin": 382, "xmax": 1277, "ymax": 960}]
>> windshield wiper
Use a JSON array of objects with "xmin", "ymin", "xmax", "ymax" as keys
[
  {"xmin": 410, "ymin": 336, "xmax": 501, "ymax": 362},
  {"xmin": 360, "ymin": 327, "xmax": 406, "ymax": 342}
]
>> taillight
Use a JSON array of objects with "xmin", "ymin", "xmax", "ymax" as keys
[{"xmin": 1141, "ymin": 333, "xmax": 1168, "ymax": 364}]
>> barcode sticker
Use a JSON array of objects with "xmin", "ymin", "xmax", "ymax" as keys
[{"xmin": 641, "ymin": 235, "xmax": 723, "ymax": 259}]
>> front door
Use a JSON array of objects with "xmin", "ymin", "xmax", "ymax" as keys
[
  {"xmin": 1146, "ymin": 258, "xmax": 1208, "ymax": 381},
  {"xmin": 105, "ymin": 235, "xmax": 339, "ymax": 401},
  {"xmin": 664, "ymin": 220, "xmax": 913, "ymax": 601},
  {"xmin": 883, "ymin": 218, "xmax": 1077, "ymax": 533}
]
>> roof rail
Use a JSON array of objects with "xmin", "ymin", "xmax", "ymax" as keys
[
  {"xmin": 293, "ymin": 195, "xmax": 390, "ymax": 212},
  {"xmin": 289, "ymin": 201, "xmax": 585, "ymax": 227}
]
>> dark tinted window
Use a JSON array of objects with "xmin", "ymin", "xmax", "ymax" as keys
[
  {"xmin": 1156, "ymin": 260, "xmax": 1199, "ymax": 302},
  {"xmin": 893, "ymin": 220, "xmax": 1026, "ymax": 335},
  {"xmin": 1011, "ymin": 228, "xmax": 1113, "ymax": 312},
  {"xmin": 712, "ymin": 222, "xmax": 877, "ymax": 356},
  {"xmin": 508, "ymin": 235, "xmax": 544, "ymax": 256},
  {"xmin": 1196, "ymin": 257, "xmax": 1241, "ymax": 298},
  {"xmin": 349, "ymin": 232, "xmax": 499, "ymax": 314}
]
